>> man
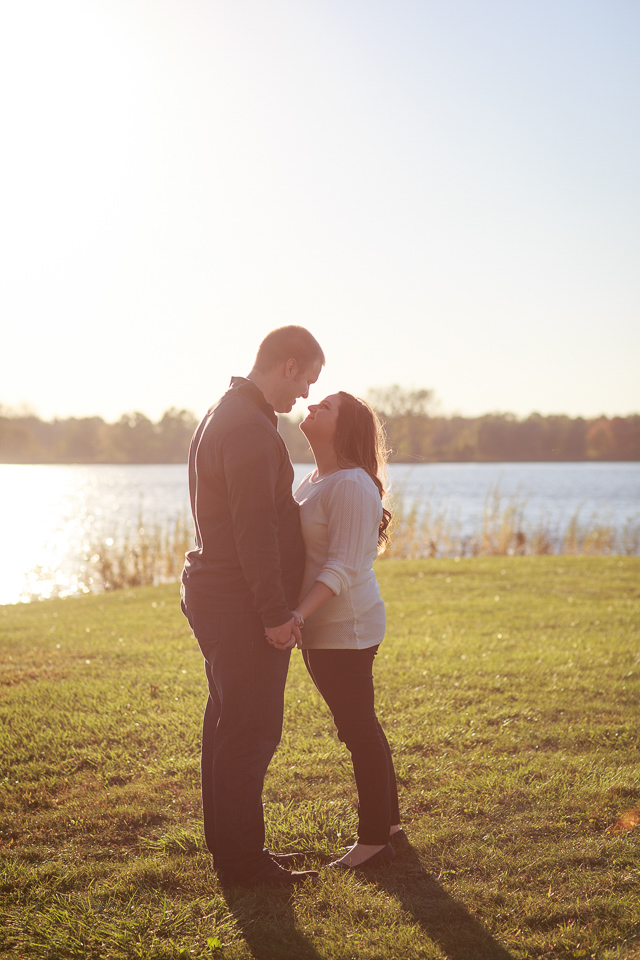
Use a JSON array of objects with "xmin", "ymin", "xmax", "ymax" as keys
[{"xmin": 181, "ymin": 326, "xmax": 324, "ymax": 887}]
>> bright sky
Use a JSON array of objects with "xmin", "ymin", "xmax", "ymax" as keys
[{"xmin": 1, "ymin": 0, "xmax": 639, "ymax": 423}]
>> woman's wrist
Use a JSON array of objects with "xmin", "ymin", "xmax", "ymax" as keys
[{"xmin": 292, "ymin": 609, "xmax": 305, "ymax": 628}]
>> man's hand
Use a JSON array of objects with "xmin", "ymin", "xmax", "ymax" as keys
[{"xmin": 265, "ymin": 617, "xmax": 301, "ymax": 651}]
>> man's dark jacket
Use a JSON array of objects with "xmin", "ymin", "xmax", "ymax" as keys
[{"xmin": 181, "ymin": 377, "xmax": 305, "ymax": 627}]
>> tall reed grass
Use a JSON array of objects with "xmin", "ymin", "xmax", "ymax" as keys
[
  {"xmin": 85, "ymin": 487, "xmax": 639, "ymax": 592},
  {"xmin": 382, "ymin": 484, "xmax": 640, "ymax": 559},
  {"xmin": 88, "ymin": 512, "xmax": 193, "ymax": 591}
]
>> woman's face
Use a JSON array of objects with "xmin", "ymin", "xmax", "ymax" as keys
[{"xmin": 300, "ymin": 393, "xmax": 341, "ymax": 445}]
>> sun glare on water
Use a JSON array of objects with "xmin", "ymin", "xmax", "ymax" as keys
[{"xmin": 0, "ymin": 466, "xmax": 102, "ymax": 604}]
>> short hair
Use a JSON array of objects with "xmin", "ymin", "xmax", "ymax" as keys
[{"xmin": 253, "ymin": 325, "xmax": 325, "ymax": 373}]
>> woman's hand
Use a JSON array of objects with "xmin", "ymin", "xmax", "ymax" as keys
[{"xmin": 291, "ymin": 610, "xmax": 304, "ymax": 647}]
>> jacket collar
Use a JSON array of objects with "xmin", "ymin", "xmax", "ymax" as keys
[{"xmin": 229, "ymin": 376, "xmax": 277, "ymax": 427}]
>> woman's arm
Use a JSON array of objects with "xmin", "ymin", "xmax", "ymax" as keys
[
  {"xmin": 293, "ymin": 580, "xmax": 334, "ymax": 623},
  {"xmin": 294, "ymin": 473, "xmax": 381, "ymax": 625}
]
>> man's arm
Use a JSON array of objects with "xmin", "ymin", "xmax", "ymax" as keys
[{"xmin": 223, "ymin": 423, "xmax": 294, "ymax": 629}]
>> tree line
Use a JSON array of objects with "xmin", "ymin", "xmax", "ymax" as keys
[
  {"xmin": 1, "ymin": 390, "xmax": 639, "ymax": 464},
  {"xmin": 0, "ymin": 408, "xmax": 199, "ymax": 464}
]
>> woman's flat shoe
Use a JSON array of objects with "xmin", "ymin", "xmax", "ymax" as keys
[{"xmin": 330, "ymin": 842, "xmax": 396, "ymax": 871}]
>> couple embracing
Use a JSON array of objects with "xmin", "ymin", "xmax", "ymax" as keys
[{"xmin": 180, "ymin": 326, "xmax": 403, "ymax": 888}]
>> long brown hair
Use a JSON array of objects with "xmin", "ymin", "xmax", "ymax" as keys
[{"xmin": 333, "ymin": 392, "xmax": 391, "ymax": 548}]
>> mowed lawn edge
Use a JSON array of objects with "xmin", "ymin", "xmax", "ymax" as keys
[{"xmin": 1, "ymin": 556, "xmax": 639, "ymax": 960}]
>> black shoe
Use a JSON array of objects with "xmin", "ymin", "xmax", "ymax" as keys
[
  {"xmin": 268, "ymin": 850, "xmax": 308, "ymax": 867},
  {"xmin": 390, "ymin": 828, "xmax": 408, "ymax": 844},
  {"xmin": 329, "ymin": 842, "xmax": 396, "ymax": 871},
  {"xmin": 230, "ymin": 862, "xmax": 319, "ymax": 888}
]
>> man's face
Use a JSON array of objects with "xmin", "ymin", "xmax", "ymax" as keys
[{"xmin": 273, "ymin": 359, "xmax": 323, "ymax": 413}]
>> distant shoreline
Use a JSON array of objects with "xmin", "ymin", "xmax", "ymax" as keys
[{"xmin": 2, "ymin": 407, "xmax": 639, "ymax": 463}]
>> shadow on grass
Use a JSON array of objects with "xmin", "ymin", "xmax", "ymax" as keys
[
  {"xmin": 218, "ymin": 844, "xmax": 515, "ymax": 960},
  {"xmin": 369, "ymin": 842, "xmax": 516, "ymax": 960},
  {"xmin": 221, "ymin": 881, "xmax": 323, "ymax": 960}
]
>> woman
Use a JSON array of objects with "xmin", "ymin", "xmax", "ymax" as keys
[{"xmin": 292, "ymin": 391, "xmax": 403, "ymax": 869}]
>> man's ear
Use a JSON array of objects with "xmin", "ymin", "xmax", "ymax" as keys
[{"xmin": 283, "ymin": 357, "xmax": 298, "ymax": 379}]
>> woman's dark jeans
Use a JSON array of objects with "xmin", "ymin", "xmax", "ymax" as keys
[
  {"xmin": 182, "ymin": 596, "xmax": 290, "ymax": 881},
  {"xmin": 303, "ymin": 645, "xmax": 400, "ymax": 845}
]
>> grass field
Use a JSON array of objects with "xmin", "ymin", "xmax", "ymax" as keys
[{"xmin": 1, "ymin": 557, "xmax": 639, "ymax": 960}]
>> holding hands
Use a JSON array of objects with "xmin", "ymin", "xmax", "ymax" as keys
[
  {"xmin": 265, "ymin": 581, "xmax": 333, "ymax": 650},
  {"xmin": 265, "ymin": 615, "xmax": 302, "ymax": 651}
]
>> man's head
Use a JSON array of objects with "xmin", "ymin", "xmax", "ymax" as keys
[{"xmin": 248, "ymin": 326, "xmax": 325, "ymax": 413}]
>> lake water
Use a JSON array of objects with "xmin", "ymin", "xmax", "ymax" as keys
[{"xmin": 0, "ymin": 461, "xmax": 638, "ymax": 605}]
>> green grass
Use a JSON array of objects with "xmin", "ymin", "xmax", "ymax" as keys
[{"xmin": 1, "ymin": 557, "xmax": 639, "ymax": 960}]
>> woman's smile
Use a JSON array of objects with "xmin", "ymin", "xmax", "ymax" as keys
[{"xmin": 302, "ymin": 394, "xmax": 341, "ymax": 433}]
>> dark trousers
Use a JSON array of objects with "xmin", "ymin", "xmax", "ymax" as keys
[
  {"xmin": 302, "ymin": 645, "xmax": 400, "ymax": 845},
  {"xmin": 182, "ymin": 596, "xmax": 290, "ymax": 881}
]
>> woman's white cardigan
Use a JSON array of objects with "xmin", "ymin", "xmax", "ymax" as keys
[{"xmin": 294, "ymin": 468, "xmax": 386, "ymax": 649}]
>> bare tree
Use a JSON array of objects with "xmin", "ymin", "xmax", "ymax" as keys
[{"xmin": 366, "ymin": 385, "xmax": 434, "ymax": 419}]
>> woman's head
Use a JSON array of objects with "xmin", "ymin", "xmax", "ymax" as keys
[{"xmin": 303, "ymin": 391, "xmax": 391, "ymax": 547}]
